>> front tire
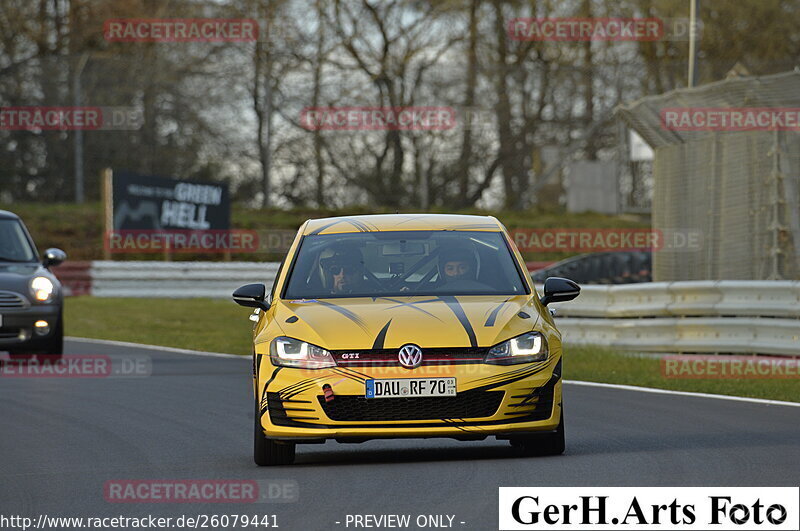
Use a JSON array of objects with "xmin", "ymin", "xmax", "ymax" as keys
[
  {"xmin": 509, "ymin": 408, "xmax": 565, "ymax": 456},
  {"xmin": 254, "ymin": 404, "xmax": 295, "ymax": 466}
]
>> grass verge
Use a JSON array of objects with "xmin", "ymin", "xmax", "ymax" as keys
[
  {"xmin": 567, "ymin": 345, "xmax": 799, "ymax": 403},
  {"xmin": 66, "ymin": 297, "xmax": 799, "ymax": 403},
  {"xmin": 65, "ymin": 297, "xmax": 254, "ymax": 355}
]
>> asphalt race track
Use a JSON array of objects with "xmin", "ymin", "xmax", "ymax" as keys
[{"xmin": 1, "ymin": 339, "xmax": 798, "ymax": 530}]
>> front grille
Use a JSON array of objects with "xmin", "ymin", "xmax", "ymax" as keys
[
  {"xmin": 0, "ymin": 328, "xmax": 21, "ymax": 339},
  {"xmin": 331, "ymin": 347, "xmax": 488, "ymax": 366},
  {"xmin": 0, "ymin": 291, "xmax": 27, "ymax": 309},
  {"xmin": 318, "ymin": 390, "xmax": 504, "ymax": 421}
]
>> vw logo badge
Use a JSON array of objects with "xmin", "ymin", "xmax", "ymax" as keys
[{"xmin": 398, "ymin": 344, "xmax": 423, "ymax": 369}]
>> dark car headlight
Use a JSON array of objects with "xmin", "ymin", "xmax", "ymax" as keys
[
  {"xmin": 270, "ymin": 336, "xmax": 336, "ymax": 369},
  {"xmin": 30, "ymin": 276, "xmax": 55, "ymax": 303},
  {"xmin": 484, "ymin": 332, "xmax": 548, "ymax": 365}
]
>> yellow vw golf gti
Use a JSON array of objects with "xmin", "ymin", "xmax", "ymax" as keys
[{"xmin": 233, "ymin": 214, "xmax": 579, "ymax": 465}]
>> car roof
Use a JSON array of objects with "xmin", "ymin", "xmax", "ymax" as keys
[
  {"xmin": 0, "ymin": 210, "xmax": 21, "ymax": 220},
  {"xmin": 302, "ymin": 214, "xmax": 503, "ymax": 235}
]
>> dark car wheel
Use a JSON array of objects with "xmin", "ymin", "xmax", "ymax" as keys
[
  {"xmin": 509, "ymin": 408, "xmax": 565, "ymax": 456},
  {"xmin": 254, "ymin": 403, "xmax": 295, "ymax": 466}
]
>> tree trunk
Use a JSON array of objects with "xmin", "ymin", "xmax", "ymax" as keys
[
  {"xmin": 312, "ymin": 0, "xmax": 326, "ymax": 207},
  {"xmin": 254, "ymin": 30, "xmax": 272, "ymax": 208},
  {"xmin": 455, "ymin": 0, "xmax": 479, "ymax": 207},
  {"xmin": 492, "ymin": 0, "xmax": 517, "ymax": 210}
]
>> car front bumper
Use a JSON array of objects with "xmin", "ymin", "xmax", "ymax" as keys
[
  {"xmin": 0, "ymin": 303, "xmax": 61, "ymax": 348},
  {"xmin": 256, "ymin": 356, "xmax": 562, "ymax": 442}
]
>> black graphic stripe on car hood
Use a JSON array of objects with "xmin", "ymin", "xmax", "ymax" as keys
[
  {"xmin": 438, "ymin": 296, "xmax": 478, "ymax": 347},
  {"xmin": 378, "ymin": 297, "xmax": 443, "ymax": 321},
  {"xmin": 314, "ymin": 299, "xmax": 370, "ymax": 334},
  {"xmin": 372, "ymin": 319, "xmax": 392, "ymax": 349},
  {"xmin": 484, "ymin": 298, "xmax": 511, "ymax": 327}
]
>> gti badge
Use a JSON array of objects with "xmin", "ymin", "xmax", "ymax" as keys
[{"xmin": 398, "ymin": 344, "xmax": 423, "ymax": 369}]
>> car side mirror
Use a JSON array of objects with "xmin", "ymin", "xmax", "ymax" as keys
[
  {"xmin": 540, "ymin": 277, "xmax": 580, "ymax": 306},
  {"xmin": 42, "ymin": 248, "xmax": 66, "ymax": 268},
  {"xmin": 233, "ymin": 283, "xmax": 270, "ymax": 310}
]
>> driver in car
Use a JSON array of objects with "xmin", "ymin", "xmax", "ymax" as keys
[
  {"xmin": 321, "ymin": 247, "xmax": 369, "ymax": 295},
  {"xmin": 439, "ymin": 247, "xmax": 489, "ymax": 291}
]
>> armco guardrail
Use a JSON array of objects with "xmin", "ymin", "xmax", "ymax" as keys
[
  {"xmin": 90, "ymin": 261, "xmax": 279, "ymax": 298},
  {"xmin": 547, "ymin": 281, "xmax": 800, "ymax": 356},
  {"xmin": 547, "ymin": 281, "xmax": 800, "ymax": 318},
  {"xmin": 556, "ymin": 317, "xmax": 800, "ymax": 356},
  {"xmin": 51, "ymin": 261, "xmax": 92, "ymax": 296}
]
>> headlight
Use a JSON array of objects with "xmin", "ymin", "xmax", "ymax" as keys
[
  {"xmin": 485, "ymin": 332, "xmax": 548, "ymax": 365},
  {"xmin": 270, "ymin": 336, "xmax": 336, "ymax": 369},
  {"xmin": 30, "ymin": 276, "xmax": 55, "ymax": 302}
]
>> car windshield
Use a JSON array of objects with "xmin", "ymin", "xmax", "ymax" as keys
[
  {"xmin": 0, "ymin": 219, "xmax": 37, "ymax": 262},
  {"xmin": 283, "ymin": 230, "xmax": 528, "ymax": 299}
]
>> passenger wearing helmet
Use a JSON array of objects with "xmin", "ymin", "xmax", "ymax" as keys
[
  {"xmin": 320, "ymin": 246, "xmax": 368, "ymax": 295},
  {"xmin": 438, "ymin": 246, "xmax": 489, "ymax": 291}
]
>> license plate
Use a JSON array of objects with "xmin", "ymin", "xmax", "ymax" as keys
[{"xmin": 365, "ymin": 378, "xmax": 456, "ymax": 399}]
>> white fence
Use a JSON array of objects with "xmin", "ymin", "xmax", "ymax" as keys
[
  {"xmin": 549, "ymin": 281, "xmax": 800, "ymax": 356},
  {"xmin": 91, "ymin": 261, "xmax": 279, "ymax": 298}
]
